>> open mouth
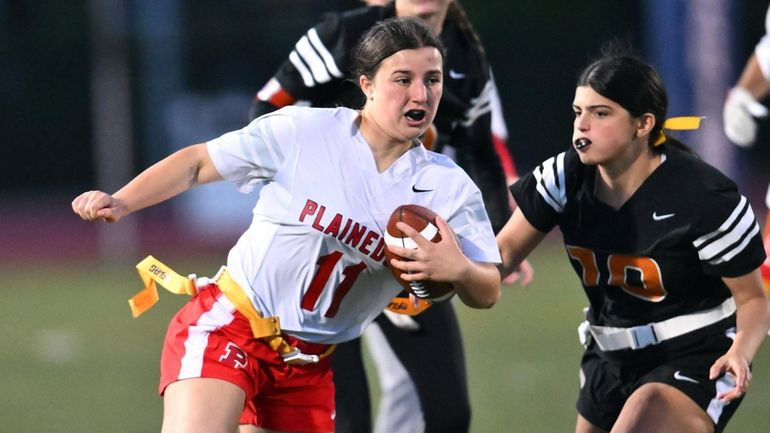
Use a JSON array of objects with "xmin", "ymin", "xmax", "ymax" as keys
[{"xmin": 405, "ymin": 109, "xmax": 427, "ymax": 122}]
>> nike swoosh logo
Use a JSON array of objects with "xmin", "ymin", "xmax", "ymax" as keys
[
  {"xmin": 674, "ymin": 370, "xmax": 700, "ymax": 384},
  {"xmin": 448, "ymin": 69, "xmax": 466, "ymax": 79},
  {"xmin": 652, "ymin": 211, "xmax": 675, "ymax": 221},
  {"xmin": 412, "ymin": 185, "xmax": 434, "ymax": 193}
]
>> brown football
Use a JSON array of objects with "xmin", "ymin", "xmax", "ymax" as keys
[{"xmin": 383, "ymin": 204, "xmax": 455, "ymax": 302}]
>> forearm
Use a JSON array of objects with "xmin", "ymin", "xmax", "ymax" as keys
[
  {"xmin": 723, "ymin": 269, "xmax": 770, "ymax": 362},
  {"xmin": 496, "ymin": 210, "xmax": 546, "ymax": 278},
  {"xmin": 453, "ymin": 261, "xmax": 501, "ymax": 309},
  {"xmin": 737, "ymin": 55, "xmax": 770, "ymax": 99},
  {"xmin": 731, "ymin": 295, "xmax": 770, "ymax": 362},
  {"xmin": 114, "ymin": 144, "xmax": 220, "ymax": 215}
]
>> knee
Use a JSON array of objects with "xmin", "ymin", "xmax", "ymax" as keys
[
  {"xmin": 625, "ymin": 383, "xmax": 670, "ymax": 413},
  {"xmin": 615, "ymin": 383, "xmax": 712, "ymax": 433}
]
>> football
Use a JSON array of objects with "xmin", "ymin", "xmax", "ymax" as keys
[{"xmin": 383, "ymin": 204, "xmax": 456, "ymax": 302}]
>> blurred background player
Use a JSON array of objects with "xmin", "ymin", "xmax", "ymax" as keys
[
  {"xmin": 723, "ymin": 3, "xmax": 770, "ymax": 294},
  {"xmin": 498, "ymin": 44, "xmax": 770, "ymax": 433},
  {"xmin": 249, "ymin": 1, "xmax": 531, "ymax": 433},
  {"xmin": 73, "ymin": 17, "xmax": 503, "ymax": 433}
]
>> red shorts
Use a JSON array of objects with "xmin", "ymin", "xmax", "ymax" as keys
[{"xmin": 159, "ymin": 284, "xmax": 335, "ymax": 432}]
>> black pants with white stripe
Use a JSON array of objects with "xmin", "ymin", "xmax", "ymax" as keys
[{"xmin": 333, "ymin": 300, "xmax": 470, "ymax": 433}]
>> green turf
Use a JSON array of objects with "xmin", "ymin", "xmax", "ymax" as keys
[{"xmin": 1, "ymin": 246, "xmax": 768, "ymax": 432}]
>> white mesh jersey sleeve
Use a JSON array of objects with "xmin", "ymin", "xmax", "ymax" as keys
[{"xmin": 206, "ymin": 109, "xmax": 297, "ymax": 193}]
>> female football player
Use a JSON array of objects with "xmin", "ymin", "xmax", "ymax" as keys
[
  {"xmin": 497, "ymin": 45, "xmax": 770, "ymax": 433},
  {"xmin": 249, "ymin": 2, "xmax": 530, "ymax": 432},
  {"xmin": 71, "ymin": 17, "xmax": 502, "ymax": 433}
]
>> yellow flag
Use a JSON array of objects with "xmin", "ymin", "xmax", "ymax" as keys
[{"xmin": 129, "ymin": 255, "xmax": 196, "ymax": 318}]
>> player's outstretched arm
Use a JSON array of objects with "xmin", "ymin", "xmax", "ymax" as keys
[
  {"xmin": 496, "ymin": 208, "xmax": 547, "ymax": 280},
  {"xmin": 72, "ymin": 143, "xmax": 222, "ymax": 223},
  {"xmin": 387, "ymin": 216, "xmax": 501, "ymax": 308},
  {"xmin": 708, "ymin": 269, "xmax": 770, "ymax": 401}
]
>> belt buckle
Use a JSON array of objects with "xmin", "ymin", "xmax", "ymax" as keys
[{"xmin": 627, "ymin": 324, "xmax": 658, "ymax": 350}]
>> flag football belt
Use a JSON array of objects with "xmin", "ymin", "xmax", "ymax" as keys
[
  {"xmin": 384, "ymin": 296, "xmax": 432, "ymax": 316},
  {"xmin": 580, "ymin": 297, "xmax": 736, "ymax": 352},
  {"xmin": 129, "ymin": 255, "xmax": 334, "ymax": 365}
]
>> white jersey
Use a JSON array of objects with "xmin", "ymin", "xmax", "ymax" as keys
[{"xmin": 207, "ymin": 106, "xmax": 500, "ymax": 344}]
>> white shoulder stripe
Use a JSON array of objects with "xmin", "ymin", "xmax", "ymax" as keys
[
  {"xmin": 694, "ymin": 196, "xmax": 747, "ymax": 248},
  {"xmin": 289, "ymin": 50, "xmax": 315, "ymax": 87},
  {"xmin": 533, "ymin": 152, "xmax": 567, "ymax": 213},
  {"xmin": 694, "ymin": 196, "xmax": 760, "ymax": 264},
  {"xmin": 307, "ymin": 28, "xmax": 343, "ymax": 79},
  {"xmin": 714, "ymin": 223, "xmax": 761, "ymax": 264},
  {"xmin": 295, "ymin": 35, "xmax": 332, "ymax": 85}
]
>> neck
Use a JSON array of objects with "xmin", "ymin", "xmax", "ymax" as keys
[
  {"xmin": 595, "ymin": 146, "xmax": 661, "ymax": 209},
  {"xmin": 357, "ymin": 111, "xmax": 414, "ymax": 172}
]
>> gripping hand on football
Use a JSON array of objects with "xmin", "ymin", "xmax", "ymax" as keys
[{"xmin": 387, "ymin": 216, "xmax": 501, "ymax": 308}]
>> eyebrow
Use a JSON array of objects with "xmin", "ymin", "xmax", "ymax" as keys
[
  {"xmin": 572, "ymin": 104, "xmax": 613, "ymax": 110},
  {"xmin": 390, "ymin": 68, "xmax": 442, "ymax": 76}
]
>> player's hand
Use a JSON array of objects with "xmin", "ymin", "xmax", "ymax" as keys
[
  {"xmin": 723, "ymin": 86, "xmax": 768, "ymax": 147},
  {"xmin": 71, "ymin": 190, "xmax": 126, "ymax": 223},
  {"xmin": 389, "ymin": 216, "xmax": 466, "ymax": 284},
  {"xmin": 502, "ymin": 258, "xmax": 534, "ymax": 286},
  {"xmin": 708, "ymin": 350, "xmax": 751, "ymax": 401}
]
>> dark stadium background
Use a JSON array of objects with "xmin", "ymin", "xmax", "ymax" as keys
[{"xmin": 4, "ymin": 0, "xmax": 769, "ymax": 197}]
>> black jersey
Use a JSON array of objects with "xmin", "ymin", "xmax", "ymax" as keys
[
  {"xmin": 252, "ymin": 4, "xmax": 511, "ymax": 232},
  {"xmin": 511, "ymin": 145, "xmax": 766, "ymax": 328}
]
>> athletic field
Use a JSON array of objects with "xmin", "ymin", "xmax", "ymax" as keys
[{"xmin": 2, "ymin": 240, "xmax": 769, "ymax": 432}]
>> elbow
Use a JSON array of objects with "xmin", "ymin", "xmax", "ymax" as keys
[
  {"xmin": 457, "ymin": 278, "xmax": 502, "ymax": 309},
  {"xmin": 474, "ymin": 289, "xmax": 501, "ymax": 309}
]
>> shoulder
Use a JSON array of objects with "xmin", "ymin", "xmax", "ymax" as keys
[
  {"xmin": 249, "ymin": 106, "xmax": 357, "ymax": 143},
  {"xmin": 268, "ymin": 105, "xmax": 357, "ymax": 128},
  {"xmin": 663, "ymin": 146, "xmax": 753, "ymax": 236},
  {"xmin": 523, "ymin": 148, "xmax": 585, "ymax": 209},
  {"xmin": 507, "ymin": 148, "xmax": 585, "ymax": 234},
  {"xmin": 666, "ymin": 146, "xmax": 737, "ymax": 198},
  {"xmin": 664, "ymin": 146, "xmax": 765, "ymax": 274}
]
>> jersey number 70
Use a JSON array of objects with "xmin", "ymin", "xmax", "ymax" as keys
[{"xmin": 566, "ymin": 245, "xmax": 667, "ymax": 302}]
